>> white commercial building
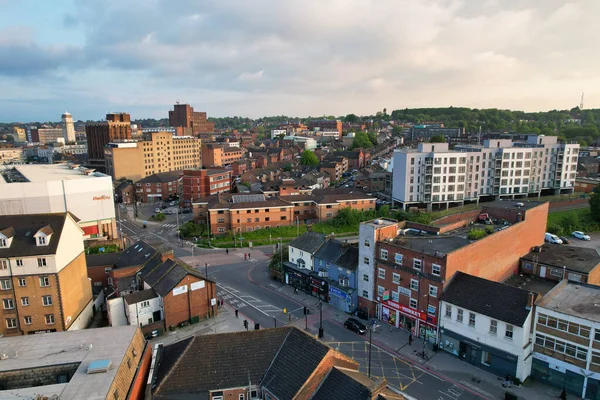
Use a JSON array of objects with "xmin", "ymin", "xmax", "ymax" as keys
[
  {"xmin": 0, "ymin": 163, "xmax": 116, "ymax": 241},
  {"xmin": 271, "ymin": 129, "xmax": 287, "ymax": 139},
  {"xmin": 392, "ymin": 135, "xmax": 579, "ymax": 210},
  {"xmin": 123, "ymin": 289, "xmax": 163, "ymax": 327}
]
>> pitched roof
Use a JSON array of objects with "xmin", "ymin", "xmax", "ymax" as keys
[
  {"xmin": 38, "ymin": 224, "xmax": 54, "ymax": 235},
  {"xmin": 114, "ymin": 240, "xmax": 160, "ymax": 269},
  {"xmin": 124, "ymin": 288, "xmax": 158, "ymax": 304},
  {"xmin": 142, "ymin": 258, "xmax": 210, "ymax": 297},
  {"xmin": 137, "ymin": 170, "xmax": 182, "ymax": 184},
  {"xmin": 440, "ymin": 272, "xmax": 533, "ymax": 327},
  {"xmin": 0, "ymin": 213, "xmax": 70, "ymax": 257},
  {"xmin": 336, "ymin": 246, "xmax": 359, "ymax": 271},
  {"xmin": 313, "ymin": 367, "xmax": 388, "ymax": 400},
  {"xmin": 288, "ymin": 232, "xmax": 325, "ymax": 254},
  {"xmin": 0, "ymin": 226, "xmax": 15, "ymax": 239},
  {"xmin": 314, "ymin": 239, "xmax": 344, "ymax": 263},
  {"xmin": 86, "ymin": 252, "xmax": 122, "ymax": 268}
]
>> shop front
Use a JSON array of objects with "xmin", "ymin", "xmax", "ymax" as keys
[
  {"xmin": 283, "ymin": 262, "xmax": 329, "ymax": 302},
  {"xmin": 379, "ymin": 299, "xmax": 437, "ymax": 341},
  {"xmin": 329, "ymin": 285, "xmax": 354, "ymax": 313}
]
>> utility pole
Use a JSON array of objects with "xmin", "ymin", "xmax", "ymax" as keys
[
  {"xmin": 176, "ymin": 208, "xmax": 181, "ymax": 245},
  {"xmin": 206, "ymin": 210, "xmax": 210, "ymax": 247},
  {"xmin": 279, "ymin": 238, "xmax": 283, "ymax": 272},
  {"xmin": 318, "ymin": 301, "xmax": 323, "ymax": 338},
  {"xmin": 368, "ymin": 325, "xmax": 373, "ymax": 377},
  {"xmin": 422, "ymin": 293, "xmax": 430, "ymax": 359}
]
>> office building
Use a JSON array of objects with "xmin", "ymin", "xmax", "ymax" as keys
[
  {"xmin": 392, "ymin": 135, "xmax": 579, "ymax": 210},
  {"xmin": 308, "ymin": 119, "xmax": 343, "ymax": 139},
  {"xmin": 31, "ymin": 127, "xmax": 64, "ymax": 144},
  {"xmin": 85, "ymin": 113, "xmax": 132, "ymax": 172},
  {"xmin": 104, "ymin": 131, "xmax": 201, "ymax": 181},
  {"xmin": 182, "ymin": 168, "xmax": 231, "ymax": 202},
  {"xmin": 202, "ymin": 143, "xmax": 245, "ymax": 167},
  {"xmin": 168, "ymin": 103, "xmax": 215, "ymax": 134},
  {"xmin": 61, "ymin": 111, "xmax": 76, "ymax": 143},
  {"xmin": 0, "ymin": 213, "xmax": 94, "ymax": 336},
  {"xmin": 134, "ymin": 170, "xmax": 182, "ymax": 203},
  {"xmin": 0, "ymin": 163, "xmax": 117, "ymax": 241}
]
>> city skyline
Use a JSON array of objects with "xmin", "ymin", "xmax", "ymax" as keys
[{"xmin": 1, "ymin": 0, "xmax": 599, "ymax": 122}]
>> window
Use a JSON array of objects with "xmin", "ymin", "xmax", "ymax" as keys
[
  {"xmin": 410, "ymin": 279, "xmax": 418, "ymax": 291},
  {"xmin": 380, "ymin": 249, "xmax": 388, "ymax": 260},
  {"xmin": 217, "ymin": 218, "xmax": 225, "ymax": 223},
  {"xmin": 362, "ymin": 290, "xmax": 369, "ymax": 298},
  {"xmin": 141, "ymin": 300, "xmax": 150, "ymax": 308},
  {"xmin": 468, "ymin": 312, "xmax": 476, "ymax": 327},
  {"xmin": 505, "ymin": 324, "xmax": 513, "ymax": 340},
  {"xmin": 378, "ymin": 268, "xmax": 385, "ymax": 279},
  {"xmin": 38, "ymin": 236, "xmax": 46, "ymax": 245},
  {"xmin": 445, "ymin": 304, "xmax": 452, "ymax": 318},
  {"xmin": 16, "ymin": 259, "xmax": 23, "ymax": 267},
  {"xmin": 428, "ymin": 305, "xmax": 436, "ymax": 316},
  {"xmin": 363, "ymin": 274, "xmax": 369, "ymax": 282},
  {"xmin": 6, "ymin": 318, "xmax": 17, "ymax": 329},
  {"xmin": 536, "ymin": 333, "xmax": 588, "ymax": 361},
  {"xmin": 0, "ymin": 260, "xmax": 7, "ymax": 270},
  {"xmin": 21, "ymin": 297, "xmax": 29, "ymax": 306},
  {"xmin": 429, "ymin": 285, "xmax": 438, "ymax": 297},
  {"xmin": 409, "ymin": 298, "xmax": 417, "ymax": 309},
  {"xmin": 363, "ymin": 257, "xmax": 370, "ymax": 265},
  {"xmin": 40, "ymin": 276, "xmax": 50, "ymax": 287},
  {"xmin": 42, "ymin": 295, "xmax": 52, "ymax": 306},
  {"xmin": 457, "ymin": 309, "xmax": 463, "ymax": 323},
  {"xmin": 431, "ymin": 264, "xmax": 441, "ymax": 276},
  {"xmin": 377, "ymin": 285, "xmax": 385, "ymax": 296},
  {"xmin": 392, "ymin": 273, "xmax": 400, "ymax": 284},
  {"xmin": 0, "ymin": 238, "xmax": 5, "ymax": 247},
  {"xmin": 391, "ymin": 291, "xmax": 399, "ymax": 302},
  {"xmin": 23, "ymin": 316, "xmax": 32, "ymax": 325},
  {"xmin": 3, "ymin": 298, "xmax": 14, "ymax": 309},
  {"xmin": 481, "ymin": 351, "xmax": 491, "ymax": 366},
  {"xmin": 37, "ymin": 258, "xmax": 47, "ymax": 267},
  {"xmin": 45, "ymin": 314, "xmax": 55, "ymax": 325},
  {"xmin": 413, "ymin": 258, "xmax": 422, "ymax": 271},
  {"xmin": 113, "ymin": 389, "xmax": 119, "ymax": 400},
  {"xmin": 490, "ymin": 320, "xmax": 498, "ymax": 335},
  {"xmin": 239, "ymin": 395, "xmax": 245, "ymax": 400},
  {"xmin": 1, "ymin": 279, "xmax": 11, "ymax": 290},
  {"xmin": 394, "ymin": 253, "xmax": 403, "ymax": 265},
  {"xmin": 363, "ymin": 240, "xmax": 370, "ymax": 247},
  {"xmin": 537, "ymin": 313, "xmax": 590, "ymax": 338}
]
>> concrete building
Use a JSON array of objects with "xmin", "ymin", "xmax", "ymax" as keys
[
  {"xmin": 532, "ymin": 280, "xmax": 600, "ymax": 399},
  {"xmin": 85, "ymin": 113, "xmax": 132, "ymax": 172},
  {"xmin": 0, "ymin": 164, "xmax": 117, "ymax": 241},
  {"xmin": 0, "ymin": 213, "xmax": 93, "ymax": 336},
  {"xmin": 270, "ymin": 129, "xmax": 287, "ymax": 139},
  {"xmin": 61, "ymin": 111, "xmax": 76, "ymax": 143},
  {"xmin": 0, "ymin": 325, "xmax": 148, "ymax": 400},
  {"xmin": 135, "ymin": 170, "xmax": 182, "ymax": 203},
  {"xmin": 0, "ymin": 146, "xmax": 22, "ymax": 164},
  {"xmin": 520, "ymin": 244, "xmax": 600, "ymax": 285},
  {"xmin": 439, "ymin": 272, "xmax": 535, "ymax": 382},
  {"xmin": 308, "ymin": 119, "xmax": 343, "ymax": 139},
  {"xmin": 104, "ymin": 131, "xmax": 201, "ymax": 181},
  {"xmin": 12, "ymin": 126, "xmax": 26, "ymax": 142},
  {"xmin": 282, "ymin": 135, "xmax": 318, "ymax": 150},
  {"xmin": 393, "ymin": 136, "xmax": 579, "ymax": 210},
  {"xmin": 408, "ymin": 125, "xmax": 463, "ymax": 142},
  {"xmin": 168, "ymin": 103, "xmax": 214, "ymax": 134}
]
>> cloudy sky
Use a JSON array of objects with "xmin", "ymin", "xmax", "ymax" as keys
[{"xmin": 0, "ymin": 0, "xmax": 598, "ymax": 122}]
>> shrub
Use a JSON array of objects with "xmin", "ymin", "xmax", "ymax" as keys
[
  {"xmin": 484, "ymin": 226, "xmax": 494, "ymax": 234},
  {"xmin": 467, "ymin": 228, "xmax": 487, "ymax": 240},
  {"xmin": 152, "ymin": 212, "xmax": 166, "ymax": 221}
]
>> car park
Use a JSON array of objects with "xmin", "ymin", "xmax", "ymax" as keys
[
  {"xmin": 163, "ymin": 209, "xmax": 173, "ymax": 215},
  {"xmin": 169, "ymin": 201, "xmax": 177, "ymax": 206},
  {"xmin": 344, "ymin": 318, "xmax": 367, "ymax": 334},
  {"xmin": 545, "ymin": 232, "xmax": 563, "ymax": 244},
  {"xmin": 572, "ymin": 231, "xmax": 591, "ymax": 241}
]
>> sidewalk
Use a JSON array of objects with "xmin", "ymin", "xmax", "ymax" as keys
[{"xmin": 262, "ymin": 276, "xmax": 575, "ymax": 400}]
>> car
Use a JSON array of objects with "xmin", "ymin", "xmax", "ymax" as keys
[
  {"xmin": 344, "ymin": 318, "xmax": 367, "ymax": 334},
  {"xmin": 155, "ymin": 207, "xmax": 161, "ymax": 213},
  {"xmin": 163, "ymin": 209, "xmax": 173, "ymax": 215},
  {"xmin": 545, "ymin": 232, "xmax": 563, "ymax": 244},
  {"xmin": 572, "ymin": 231, "xmax": 591, "ymax": 241},
  {"xmin": 169, "ymin": 201, "xmax": 177, "ymax": 206},
  {"xmin": 145, "ymin": 329, "xmax": 160, "ymax": 340},
  {"xmin": 559, "ymin": 236, "xmax": 570, "ymax": 244},
  {"xmin": 161, "ymin": 204, "xmax": 168, "ymax": 209},
  {"xmin": 182, "ymin": 208, "xmax": 192, "ymax": 214}
]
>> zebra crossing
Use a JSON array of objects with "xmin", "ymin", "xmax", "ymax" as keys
[
  {"xmin": 217, "ymin": 284, "xmax": 282, "ymax": 316},
  {"xmin": 157, "ymin": 223, "xmax": 178, "ymax": 235}
]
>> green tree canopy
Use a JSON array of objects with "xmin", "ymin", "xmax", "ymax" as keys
[
  {"xmin": 352, "ymin": 132, "xmax": 374, "ymax": 149},
  {"xmin": 429, "ymin": 135, "xmax": 446, "ymax": 143},
  {"xmin": 300, "ymin": 150, "xmax": 319, "ymax": 166},
  {"xmin": 590, "ymin": 184, "xmax": 600, "ymax": 222}
]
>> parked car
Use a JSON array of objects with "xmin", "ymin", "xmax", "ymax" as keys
[
  {"xmin": 145, "ymin": 329, "xmax": 160, "ymax": 340},
  {"xmin": 181, "ymin": 208, "xmax": 192, "ymax": 214},
  {"xmin": 169, "ymin": 201, "xmax": 177, "ymax": 206},
  {"xmin": 163, "ymin": 209, "xmax": 173, "ymax": 215},
  {"xmin": 559, "ymin": 236, "xmax": 570, "ymax": 244},
  {"xmin": 572, "ymin": 231, "xmax": 591, "ymax": 241},
  {"xmin": 545, "ymin": 232, "xmax": 563, "ymax": 244},
  {"xmin": 155, "ymin": 207, "xmax": 161, "ymax": 213},
  {"xmin": 161, "ymin": 204, "xmax": 168, "ymax": 209},
  {"xmin": 344, "ymin": 318, "xmax": 367, "ymax": 334}
]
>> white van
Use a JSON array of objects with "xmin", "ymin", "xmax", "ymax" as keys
[{"xmin": 545, "ymin": 233, "xmax": 563, "ymax": 244}]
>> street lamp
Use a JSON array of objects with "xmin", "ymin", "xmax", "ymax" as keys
[
  {"xmin": 318, "ymin": 300, "xmax": 323, "ymax": 338},
  {"xmin": 278, "ymin": 237, "xmax": 283, "ymax": 272},
  {"xmin": 421, "ymin": 293, "xmax": 430, "ymax": 359},
  {"xmin": 368, "ymin": 323, "xmax": 373, "ymax": 377}
]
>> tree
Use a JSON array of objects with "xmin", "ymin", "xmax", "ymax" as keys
[
  {"xmin": 392, "ymin": 125, "xmax": 404, "ymax": 135},
  {"xmin": 345, "ymin": 114, "xmax": 358, "ymax": 123},
  {"xmin": 5, "ymin": 134, "xmax": 14, "ymax": 142},
  {"xmin": 590, "ymin": 184, "xmax": 600, "ymax": 221},
  {"xmin": 429, "ymin": 135, "xmax": 446, "ymax": 143},
  {"xmin": 300, "ymin": 150, "xmax": 319, "ymax": 166},
  {"xmin": 352, "ymin": 132, "xmax": 374, "ymax": 149},
  {"xmin": 269, "ymin": 246, "xmax": 289, "ymax": 272}
]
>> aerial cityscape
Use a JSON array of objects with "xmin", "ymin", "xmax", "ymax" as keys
[{"xmin": 1, "ymin": 1, "xmax": 600, "ymax": 400}]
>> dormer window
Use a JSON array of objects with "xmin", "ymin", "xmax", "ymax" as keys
[
  {"xmin": 0, "ymin": 239, "xmax": 6, "ymax": 248},
  {"xmin": 34, "ymin": 225, "xmax": 53, "ymax": 247},
  {"xmin": 38, "ymin": 236, "xmax": 46, "ymax": 245}
]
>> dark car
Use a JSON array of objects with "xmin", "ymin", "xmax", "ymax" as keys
[
  {"xmin": 560, "ymin": 236, "xmax": 570, "ymax": 244},
  {"xmin": 344, "ymin": 318, "xmax": 367, "ymax": 334},
  {"xmin": 182, "ymin": 208, "xmax": 192, "ymax": 214},
  {"xmin": 161, "ymin": 204, "xmax": 168, "ymax": 209}
]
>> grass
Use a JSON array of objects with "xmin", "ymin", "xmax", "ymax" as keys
[
  {"xmin": 547, "ymin": 207, "xmax": 591, "ymax": 227},
  {"xmin": 546, "ymin": 206, "xmax": 600, "ymax": 235},
  {"xmin": 86, "ymin": 244, "xmax": 120, "ymax": 255}
]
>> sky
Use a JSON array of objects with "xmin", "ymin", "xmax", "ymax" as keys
[{"xmin": 0, "ymin": 0, "xmax": 598, "ymax": 122}]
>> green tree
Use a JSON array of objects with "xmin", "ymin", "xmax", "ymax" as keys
[
  {"xmin": 5, "ymin": 134, "xmax": 14, "ymax": 142},
  {"xmin": 429, "ymin": 135, "xmax": 446, "ymax": 143},
  {"xmin": 589, "ymin": 184, "xmax": 600, "ymax": 221},
  {"xmin": 269, "ymin": 246, "xmax": 289, "ymax": 272},
  {"xmin": 392, "ymin": 125, "xmax": 403, "ymax": 135},
  {"xmin": 300, "ymin": 150, "xmax": 319, "ymax": 166},
  {"xmin": 345, "ymin": 114, "xmax": 358, "ymax": 123},
  {"xmin": 352, "ymin": 132, "xmax": 374, "ymax": 149}
]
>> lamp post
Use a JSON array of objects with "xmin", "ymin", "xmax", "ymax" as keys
[
  {"xmin": 278, "ymin": 237, "xmax": 283, "ymax": 272},
  {"xmin": 206, "ymin": 210, "xmax": 210, "ymax": 247},
  {"xmin": 205, "ymin": 263, "xmax": 209, "ymax": 279},
  {"xmin": 422, "ymin": 293, "xmax": 430, "ymax": 359},
  {"xmin": 318, "ymin": 300, "xmax": 324, "ymax": 338},
  {"xmin": 368, "ymin": 324, "xmax": 373, "ymax": 377},
  {"xmin": 296, "ymin": 216, "xmax": 300, "ymax": 237}
]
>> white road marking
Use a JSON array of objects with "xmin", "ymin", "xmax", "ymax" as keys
[{"xmin": 217, "ymin": 284, "xmax": 271, "ymax": 317}]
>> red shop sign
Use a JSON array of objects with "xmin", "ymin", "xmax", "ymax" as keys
[{"xmin": 382, "ymin": 300, "xmax": 426, "ymax": 321}]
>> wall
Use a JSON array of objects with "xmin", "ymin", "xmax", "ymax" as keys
[
  {"xmin": 108, "ymin": 146, "xmax": 144, "ymax": 181},
  {"xmin": 162, "ymin": 275, "xmax": 217, "ymax": 328},
  {"xmin": 55, "ymin": 215, "xmax": 86, "ymax": 272},
  {"xmin": 58, "ymin": 252, "xmax": 93, "ymax": 330},
  {"xmin": 88, "ymin": 265, "xmax": 110, "ymax": 287},
  {"xmin": 107, "ymin": 328, "xmax": 147, "ymax": 400},
  {"xmin": 67, "ymin": 299, "xmax": 94, "ymax": 331},
  {"xmin": 432, "ymin": 210, "xmax": 480, "ymax": 226},
  {"xmin": 126, "ymin": 296, "xmax": 162, "ymax": 326},
  {"xmin": 108, "ymin": 297, "xmax": 128, "ymax": 326},
  {"xmin": 126, "ymin": 342, "xmax": 153, "ymax": 400},
  {"xmin": 0, "ymin": 363, "xmax": 80, "ymax": 390}
]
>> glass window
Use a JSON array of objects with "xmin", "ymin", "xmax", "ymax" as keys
[
  {"xmin": 413, "ymin": 259, "xmax": 422, "ymax": 271},
  {"xmin": 505, "ymin": 324, "xmax": 513, "ymax": 340},
  {"xmin": 490, "ymin": 320, "xmax": 497, "ymax": 335},
  {"xmin": 380, "ymin": 249, "xmax": 388, "ymax": 260},
  {"xmin": 468, "ymin": 312, "xmax": 476, "ymax": 327},
  {"xmin": 445, "ymin": 304, "xmax": 452, "ymax": 318},
  {"xmin": 394, "ymin": 253, "xmax": 403, "ymax": 265},
  {"xmin": 410, "ymin": 279, "xmax": 418, "ymax": 291},
  {"xmin": 429, "ymin": 285, "xmax": 438, "ymax": 298},
  {"xmin": 363, "ymin": 274, "xmax": 369, "ymax": 282},
  {"xmin": 431, "ymin": 264, "xmax": 441, "ymax": 276},
  {"xmin": 391, "ymin": 291, "xmax": 399, "ymax": 302},
  {"xmin": 457, "ymin": 309, "xmax": 463, "ymax": 322},
  {"xmin": 482, "ymin": 351, "xmax": 492, "ymax": 366},
  {"xmin": 409, "ymin": 298, "xmax": 417, "ymax": 309},
  {"xmin": 392, "ymin": 273, "xmax": 400, "ymax": 284},
  {"xmin": 377, "ymin": 286, "xmax": 385, "ymax": 296},
  {"xmin": 378, "ymin": 268, "xmax": 385, "ymax": 279}
]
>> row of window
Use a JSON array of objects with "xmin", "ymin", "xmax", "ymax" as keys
[
  {"xmin": 376, "ymin": 250, "xmax": 442, "ymax": 276},
  {"xmin": 6, "ymin": 314, "xmax": 54, "ymax": 328},
  {"xmin": 535, "ymin": 333, "xmax": 588, "ymax": 361},
  {"xmin": 3, "ymin": 295, "xmax": 52, "ymax": 309},
  {"xmin": 0, "ymin": 258, "xmax": 47, "ymax": 269},
  {"xmin": 537, "ymin": 313, "xmax": 593, "ymax": 339},
  {"xmin": 444, "ymin": 304, "xmax": 514, "ymax": 339},
  {"xmin": 1, "ymin": 276, "xmax": 51, "ymax": 290}
]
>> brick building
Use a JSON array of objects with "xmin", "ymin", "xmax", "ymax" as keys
[
  {"xmin": 0, "ymin": 145, "xmax": 23, "ymax": 163},
  {"xmin": 308, "ymin": 119, "xmax": 343, "ymax": 139},
  {"xmin": 574, "ymin": 177, "xmax": 600, "ymax": 193},
  {"xmin": 369, "ymin": 200, "xmax": 548, "ymax": 341},
  {"xmin": 85, "ymin": 113, "xmax": 132, "ymax": 171},
  {"xmin": 135, "ymin": 170, "xmax": 182, "ymax": 203},
  {"xmin": 168, "ymin": 103, "xmax": 214, "ymax": 134},
  {"xmin": 182, "ymin": 168, "xmax": 232, "ymax": 202},
  {"xmin": 0, "ymin": 213, "xmax": 93, "ymax": 336},
  {"xmin": 520, "ymin": 244, "xmax": 600, "ymax": 284},
  {"xmin": 201, "ymin": 143, "xmax": 245, "ymax": 167},
  {"xmin": 86, "ymin": 252, "xmax": 121, "ymax": 288},
  {"xmin": 334, "ymin": 150, "xmax": 365, "ymax": 169}
]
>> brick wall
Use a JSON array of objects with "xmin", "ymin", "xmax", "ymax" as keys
[
  {"xmin": 127, "ymin": 342, "xmax": 153, "ymax": 400},
  {"xmin": 0, "ymin": 363, "xmax": 80, "ymax": 390},
  {"xmin": 59, "ymin": 252, "xmax": 93, "ymax": 330},
  {"xmin": 107, "ymin": 328, "xmax": 147, "ymax": 400},
  {"xmin": 432, "ymin": 210, "xmax": 480, "ymax": 226},
  {"xmin": 87, "ymin": 265, "xmax": 111, "ymax": 287},
  {"xmin": 163, "ymin": 275, "xmax": 217, "ymax": 328}
]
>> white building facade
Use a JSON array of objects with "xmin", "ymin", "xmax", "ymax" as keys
[
  {"xmin": 124, "ymin": 290, "xmax": 163, "ymax": 327},
  {"xmin": 61, "ymin": 112, "xmax": 76, "ymax": 143},
  {"xmin": 393, "ymin": 136, "xmax": 579, "ymax": 210}
]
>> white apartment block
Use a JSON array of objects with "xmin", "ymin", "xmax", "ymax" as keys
[{"xmin": 393, "ymin": 135, "xmax": 579, "ymax": 210}]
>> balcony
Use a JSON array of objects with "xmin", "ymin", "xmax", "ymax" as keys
[{"xmin": 425, "ymin": 158, "xmax": 433, "ymax": 165}]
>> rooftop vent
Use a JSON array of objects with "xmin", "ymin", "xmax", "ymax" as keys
[{"xmin": 87, "ymin": 359, "xmax": 111, "ymax": 374}]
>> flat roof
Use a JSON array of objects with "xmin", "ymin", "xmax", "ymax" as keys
[
  {"xmin": 481, "ymin": 199, "xmax": 545, "ymax": 212},
  {"xmin": 503, "ymin": 274, "xmax": 558, "ymax": 297},
  {"xmin": 521, "ymin": 245, "xmax": 600, "ymax": 274},
  {"xmin": 361, "ymin": 218, "xmax": 398, "ymax": 228},
  {"xmin": 537, "ymin": 281, "xmax": 600, "ymax": 323},
  {"xmin": 0, "ymin": 163, "xmax": 109, "ymax": 184},
  {"xmin": 0, "ymin": 325, "xmax": 139, "ymax": 400}
]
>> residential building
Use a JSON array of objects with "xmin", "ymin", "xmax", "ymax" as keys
[
  {"xmin": 31, "ymin": 127, "xmax": 64, "ymax": 144},
  {"xmin": 123, "ymin": 288, "xmax": 162, "ymax": 328},
  {"xmin": 308, "ymin": 119, "xmax": 343, "ymax": 139},
  {"xmin": 135, "ymin": 170, "xmax": 182, "ymax": 203},
  {"xmin": 271, "ymin": 128, "xmax": 287, "ymax": 139},
  {"xmin": 115, "ymin": 181, "xmax": 135, "ymax": 205},
  {"xmin": 314, "ymin": 240, "xmax": 359, "ymax": 312},
  {"xmin": 372, "ymin": 200, "xmax": 547, "ymax": 339},
  {"xmin": 520, "ymin": 245, "xmax": 600, "ymax": 285},
  {"xmin": 0, "ymin": 213, "xmax": 93, "ymax": 336},
  {"xmin": 85, "ymin": 113, "xmax": 132, "ymax": 171},
  {"xmin": 334, "ymin": 150, "xmax": 365, "ymax": 169},
  {"xmin": 408, "ymin": 125, "xmax": 463, "ymax": 142},
  {"xmin": 576, "ymin": 156, "xmax": 600, "ymax": 177},
  {"xmin": 105, "ymin": 131, "xmax": 201, "ymax": 181},
  {"xmin": 392, "ymin": 136, "xmax": 579, "ymax": 210},
  {"xmin": 439, "ymin": 272, "xmax": 536, "ymax": 382},
  {"xmin": 0, "ymin": 146, "xmax": 22, "ymax": 164},
  {"xmin": 202, "ymin": 143, "xmax": 244, "ymax": 167},
  {"xmin": 168, "ymin": 103, "xmax": 214, "ymax": 134},
  {"xmin": 357, "ymin": 218, "xmax": 400, "ymax": 318},
  {"xmin": 61, "ymin": 111, "xmax": 76, "ymax": 142},
  {"xmin": 532, "ymin": 280, "xmax": 600, "ymax": 399},
  {"xmin": 12, "ymin": 127, "xmax": 27, "ymax": 142},
  {"xmin": 320, "ymin": 160, "xmax": 344, "ymax": 182},
  {"xmin": 0, "ymin": 325, "xmax": 148, "ymax": 400},
  {"xmin": 182, "ymin": 168, "xmax": 232, "ymax": 202},
  {"xmin": 287, "ymin": 231, "xmax": 326, "ymax": 271},
  {"xmin": 86, "ymin": 252, "xmax": 121, "ymax": 288},
  {"xmin": 0, "ymin": 164, "xmax": 117, "ymax": 241},
  {"xmin": 282, "ymin": 135, "xmax": 318, "ymax": 150}
]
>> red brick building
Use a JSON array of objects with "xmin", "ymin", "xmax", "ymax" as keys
[
  {"xmin": 372, "ymin": 200, "xmax": 548, "ymax": 340},
  {"xmin": 182, "ymin": 169, "xmax": 231, "ymax": 202},
  {"xmin": 168, "ymin": 103, "xmax": 214, "ymax": 134},
  {"xmin": 135, "ymin": 170, "xmax": 182, "ymax": 203},
  {"xmin": 85, "ymin": 113, "xmax": 132, "ymax": 171}
]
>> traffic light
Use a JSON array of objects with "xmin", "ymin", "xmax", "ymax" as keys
[{"xmin": 243, "ymin": 319, "xmax": 248, "ymax": 330}]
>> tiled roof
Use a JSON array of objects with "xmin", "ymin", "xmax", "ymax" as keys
[
  {"xmin": 312, "ymin": 367, "xmax": 381, "ymax": 400},
  {"xmin": 314, "ymin": 239, "xmax": 344, "ymax": 263},
  {"xmin": 0, "ymin": 213, "xmax": 70, "ymax": 258},
  {"xmin": 336, "ymin": 246, "xmax": 359, "ymax": 271},
  {"xmin": 440, "ymin": 272, "xmax": 533, "ymax": 327},
  {"xmin": 124, "ymin": 288, "xmax": 158, "ymax": 304},
  {"xmin": 86, "ymin": 252, "xmax": 122, "ymax": 268},
  {"xmin": 142, "ymin": 258, "xmax": 210, "ymax": 297},
  {"xmin": 137, "ymin": 170, "xmax": 182, "ymax": 184},
  {"xmin": 114, "ymin": 240, "xmax": 160, "ymax": 269},
  {"xmin": 521, "ymin": 245, "xmax": 600, "ymax": 274},
  {"xmin": 228, "ymin": 198, "xmax": 292, "ymax": 210},
  {"xmin": 288, "ymin": 232, "xmax": 325, "ymax": 254}
]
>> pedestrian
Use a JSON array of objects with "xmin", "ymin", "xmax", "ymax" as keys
[
  {"xmin": 503, "ymin": 375, "xmax": 511, "ymax": 388},
  {"xmin": 408, "ymin": 333, "xmax": 413, "ymax": 346},
  {"xmin": 235, "ymin": 309, "xmax": 239, "ymax": 318},
  {"xmin": 244, "ymin": 254, "xmax": 247, "ymax": 261},
  {"xmin": 559, "ymin": 388, "xmax": 567, "ymax": 400},
  {"xmin": 226, "ymin": 248, "xmax": 229, "ymax": 255},
  {"xmin": 294, "ymin": 285, "xmax": 298, "ymax": 294}
]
